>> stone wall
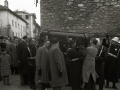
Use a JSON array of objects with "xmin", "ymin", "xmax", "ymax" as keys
[{"xmin": 41, "ymin": 0, "xmax": 120, "ymax": 35}]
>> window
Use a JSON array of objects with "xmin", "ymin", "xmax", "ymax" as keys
[
  {"xmin": 15, "ymin": 22, "xmax": 17, "ymax": 28},
  {"xmin": 26, "ymin": 15, "xmax": 29, "ymax": 19},
  {"xmin": 12, "ymin": 20, "xmax": 14, "ymax": 26},
  {"xmin": 21, "ymin": 25, "xmax": 22, "ymax": 30},
  {"xmin": 18, "ymin": 24, "xmax": 19, "ymax": 29},
  {"xmin": 23, "ymin": 26, "xmax": 24, "ymax": 31}
]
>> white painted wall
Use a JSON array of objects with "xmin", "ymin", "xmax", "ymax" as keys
[
  {"xmin": 15, "ymin": 12, "xmax": 36, "ymax": 38},
  {"xmin": 0, "ymin": 10, "xmax": 27, "ymax": 38}
]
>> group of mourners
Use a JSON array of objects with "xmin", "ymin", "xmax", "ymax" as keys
[
  {"xmin": 0, "ymin": 36, "xmax": 38, "ymax": 89},
  {"xmin": 0, "ymin": 35, "xmax": 120, "ymax": 90}
]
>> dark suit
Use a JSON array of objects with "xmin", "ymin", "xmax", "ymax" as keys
[
  {"xmin": 26, "ymin": 44, "xmax": 37, "ymax": 87},
  {"xmin": 67, "ymin": 48, "xmax": 83, "ymax": 90},
  {"xmin": 95, "ymin": 45, "xmax": 107, "ymax": 90},
  {"xmin": 17, "ymin": 40, "xmax": 28, "ymax": 84},
  {"xmin": 104, "ymin": 44, "xmax": 120, "ymax": 84}
]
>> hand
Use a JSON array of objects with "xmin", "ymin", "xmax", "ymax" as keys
[
  {"xmin": 58, "ymin": 71, "xmax": 62, "ymax": 77},
  {"xmin": 18, "ymin": 61, "xmax": 21, "ymax": 63}
]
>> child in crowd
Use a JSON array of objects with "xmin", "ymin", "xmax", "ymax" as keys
[{"xmin": 0, "ymin": 48, "xmax": 11, "ymax": 85}]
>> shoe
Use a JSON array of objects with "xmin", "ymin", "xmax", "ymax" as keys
[{"xmin": 112, "ymin": 86, "xmax": 118, "ymax": 89}]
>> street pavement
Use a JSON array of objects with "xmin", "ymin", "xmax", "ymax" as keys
[{"xmin": 0, "ymin": 75, "xmax": 120, "ymax": 90}]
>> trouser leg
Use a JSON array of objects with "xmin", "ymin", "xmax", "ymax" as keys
[
  {"xmin": 11, "ymin": 67, "xmax": 14, "ymax": 75},
  {"xmin": 112, "ymin": 82, "xmax": 118, "ymax": 89},
  {"xmin": 20, "ymin": 74, "xmax": 24, "ymax": 84},
  {"xmin": 15, "ymin": 67, "xmax": 18, "ymax": 75},
  {"xmin": 6, "ymin": 75, "xmax": 10, "ymax": 85},
  {"xmin": 3, "ymin": 76, "xmax": 6, "ymax": 85},
  {"xmin": 99, "ymin": 84, "xmax": 103, "ymax": 90},
  {"xmin": 85, "ymin": 74, "xmax": 95, "ymax": 90},
  {"xmin": 106, "ymin": 80, "xmax": 109, "ymax": 86},
  {"xmin": 24, "ymin": 74, "xmax": 28, "ymax": 84},
  {"xmin": 90, "ymin": 74, "xmax": 95, "ymax": 90}
]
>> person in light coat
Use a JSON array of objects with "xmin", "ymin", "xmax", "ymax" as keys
[
  {"xmin": 35, "ymin": 39, "xmax": 50, "ymax": 90},
  {"xmin": 7, "ymin": 38, "xmax": 18, "ymax": 75},
  {"xmin": 49, "ymin": 38, "xmax": 68, "ymax": 90},
  {"xmin": 82, "ymin": 38, "xmax": 98, "ymax": 90}
]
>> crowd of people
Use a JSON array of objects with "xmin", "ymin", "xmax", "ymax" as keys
[{"xmin": 0, "ymin": 35, "xmax": 120, "ymax": 90}]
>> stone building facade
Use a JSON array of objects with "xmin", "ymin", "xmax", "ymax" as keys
[
  {"xmin": 40, "ymin": 0, "xmax": 120, "ymax": 36},
  {"xmin": 14, "ymin": 11, "xmax": 37, "ymax": 38}
]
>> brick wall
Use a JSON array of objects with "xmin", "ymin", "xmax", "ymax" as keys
[{"xmin": 41, "ymin": 0, "xmax": 120, "ymax": 35}]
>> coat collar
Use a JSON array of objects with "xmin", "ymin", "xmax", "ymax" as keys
[{"xmin": 42, "ymin": 45, "xmax": 49, "ymax": 55}]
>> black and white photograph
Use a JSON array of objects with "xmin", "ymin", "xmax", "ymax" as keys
[{"xmin": 0, "ymin": 0, "xmax": 120, "ymax": 90}]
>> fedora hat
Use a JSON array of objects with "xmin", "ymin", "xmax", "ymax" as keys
[{"xmin": 111, "ymin": 37, "xmax": 119, "ymax": 42}]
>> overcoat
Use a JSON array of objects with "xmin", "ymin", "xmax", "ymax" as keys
[
  {"xmin": 0, "ymin": 54, "xmax": 11, "ymax": 77},
  {"xmin": 21, "ymin": 44, "xmax": 37, "ymax": 82},
  {"xmin": 17, "ymin": 41, "xmax": 28, "ymax": 74},
  {"xmin": 7, "ymin": 42, "xmax": 18, "ymax": 67},
  {"xmin": 66, "ymin": 48, "xmax": 83, "ymax": 88},
  {"xmin": 82, "ymin": 45, "xmax": 98, "ymax": 83},
  {"xmin": 104, "ymin": 44, "xmax": 120, "ymax": 83},
  {"xmin": 49, "ymin": 45, "xmax": 68, "ymax": 87},
  {"xmin": 35, "ymin": 45, "xmax": 50, "ymax": 84},
  {"xmin": 95, "ymin": 45, "xmax": 107, "ymax": 87}
]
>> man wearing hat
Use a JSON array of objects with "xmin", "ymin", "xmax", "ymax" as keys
[
  {"xmin": 104, "ymin": 37, "xmax": 120, "ymax": 89},
  {"xmin": 17, "ymin": 36, "xmax": 29, "ymax": 86}
]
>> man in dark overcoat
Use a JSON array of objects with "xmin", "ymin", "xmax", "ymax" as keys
[
  {"xmin": 95, "ymin": 38, "xmax": 107, "ymax": 90},
  {"xmin": 17, "ymin": 36, "xmax": 29, "ymax": 86},
  {"xmin": 66, "ymin": 40, "xmax": 83, "ymax": 90},
  {"xmin": 35, "ymin": 39, "xmax": 50, "ymax": 90},
  {"xmin": 104, "ymin": 37, "xmax": 120, "ymax": 89},
  {"xmin": 26, "ymin": 38, "xmax": 37, "ymax": 89},
  {"xmin": 49, "ymin": 38, "xmax": 68, "ymax": 90}
]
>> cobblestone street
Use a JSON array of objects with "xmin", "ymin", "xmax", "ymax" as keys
[{"xmin": 0, "ymin": 75, "xmax": 120, "ymax": 90}]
